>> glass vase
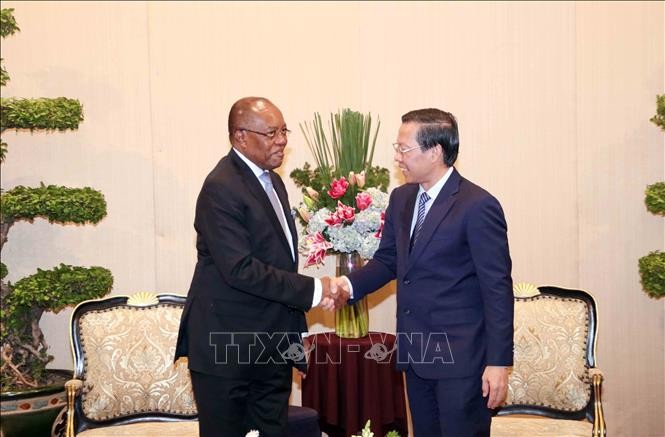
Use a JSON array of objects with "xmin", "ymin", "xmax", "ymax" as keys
[{"xmin": 335, "ymin": 252, "xmax": 369, "ymax": 338}]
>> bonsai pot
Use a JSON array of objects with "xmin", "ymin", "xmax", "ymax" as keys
[{"xmin": 0, "ymin": 369, "xmax": 71, "ymax": 437}]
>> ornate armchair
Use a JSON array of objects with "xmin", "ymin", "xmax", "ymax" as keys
[
  {"xmin": 491, "ymin": 284, "xmax": 606, "ymax": 437},
  {"xmin": 52, "ymin": 293, "xmax": 320, "ymax": 437}
]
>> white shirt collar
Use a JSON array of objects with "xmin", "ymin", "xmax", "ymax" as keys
[
  {"xmin": 233, "ymin": 147, "xmax": 267, "ymax": 179},
  {"xmin": 418, "ymin": 166, "xmax": 454, "ymax": 201}
]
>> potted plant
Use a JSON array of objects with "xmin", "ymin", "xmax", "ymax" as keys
[
  {"xmin": 290, "ymin": 109, "xmax": 389, "ymax": 338},
  {"xmin": 639, "ymin": 95, "xmax": 665, "ymax": 298},
  {"xmin": 0, "ymin": 8, "xmax": 113, "ymax": 436}
]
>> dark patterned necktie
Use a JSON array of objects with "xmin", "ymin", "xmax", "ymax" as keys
[{"xmin": 410, "ymin": 191, "xmax": 431, "ymax": 252}]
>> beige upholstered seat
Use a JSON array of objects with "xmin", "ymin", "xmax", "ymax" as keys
[
  {"xmin": 77, "ymin": 421, "xmax": 198, "ymax": 436},
  {"xmin": 491, "ymin": 284, "xmax": 606, "ymax": 437},
  {"xmin": 52, "ymin": 292, "xmax": 321, "ymax": 437},
  {"xmin": 52, "ymin": 293, "xmax": 198, "ymax": 437},
  {"xmin": 492, "ymin": 415, "xmax": 592, "ymax": 437}
]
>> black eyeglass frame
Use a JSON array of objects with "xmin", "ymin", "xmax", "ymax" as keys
[{"xmin": 237, "ymin": 127, "xmax": 291, "ymax": 139}]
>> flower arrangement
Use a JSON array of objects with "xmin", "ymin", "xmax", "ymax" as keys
[{"xmin": 290, "ymin": 109, "xmax": 390, "ymax": 267}]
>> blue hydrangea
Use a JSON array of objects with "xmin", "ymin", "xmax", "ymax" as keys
[
  {"xmin": 366, "ymin": 187, "xmax": 389, "ymax": 210},
  {"xmin": 307, "ymin": 208, "xmax": 331, "ymax": 234},
  {"xmin": 327, "ymin": 225, "xmax": 362, "ymax": 253},
  {"xmin": 357, "ymin": 234, "xmax": 381, "ymax": 259}
]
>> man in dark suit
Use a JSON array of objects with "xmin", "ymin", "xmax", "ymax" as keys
[
  {"xmin": 175, "ymin": 97, "xmax": 346, "ymax": 437},
  {"xmin": 334, "ymin": 108, "xmax": 514, "ymax": 437}
]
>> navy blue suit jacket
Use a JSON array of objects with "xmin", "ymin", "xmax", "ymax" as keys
[{"xmin": 347, "ymin": 169, "xmax": 513, "ymax": 379}]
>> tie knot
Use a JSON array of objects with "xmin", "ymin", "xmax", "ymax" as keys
[
  {"xmin": 260, "ymin": 171, "xmax": 273, "ymax": 188},
  {"xmin": 419, "ymin": 192, "xmax": 430, "ymax": 205}
]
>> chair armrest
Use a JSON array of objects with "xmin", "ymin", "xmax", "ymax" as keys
[
  {"xmin": 65, "ymin": 379, "xmax": 83, "ymax": 437},
  {"xmin": 589, "ymin": 369, "xmax": 606, "ymax": 437}
]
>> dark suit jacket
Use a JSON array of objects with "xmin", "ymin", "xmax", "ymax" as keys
[
  {"xmin": 175, "ymin": 149, "xmax": 314, "ymax": 379},
  {"xmin": 347, "ymin": 168, "xmax": 513, "ymax": 379}
]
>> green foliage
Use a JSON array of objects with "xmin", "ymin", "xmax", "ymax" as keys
[
  {"xmin": 300, "ymin": 109, "xmax": 380, "ymax": 177},
  {"xmin": 0, "ymin": 7, "xmax": 114, "ymax": 391},
  {"xmin": 1, "ymin": 264, "xmax": 112, "ymax": 390},
  {"xmin": 0, "ymin": 97, "xmax": 83, "ymax": 132},
  {"xmin": 0, "ymin": 8, "xmax": 19, "ymax": 38},
  {"xmin": 645, "ymin": 182, "xmax": 665, "ymax": 215},
  {"xmin": 6, "ymin": 264, "xmax": 113, "ymax": 316},
  {"xmin": 650, "ymin": 94, "xmax": 665, "ymax": 130},
  {"xmin": 1, "ymin": 61, "xmax": 9, "ymax": 87},
  {"xmin": 1, "ymin": 8, "xmax": 19, "ymax": 88},
  {"xmin": 3, "ymin": 265, "xmax": 113, "ymax": 341},
  {"xmin": 639, "ymin": 251, "xmax": 665, "ymax": 298},
  {"xmin": 1, "ymin": 183, "xmax": 107, "ymax": 224},
  {"xmin": 639, "ymin": 97, "xmax": 665, "ymax": 299}
]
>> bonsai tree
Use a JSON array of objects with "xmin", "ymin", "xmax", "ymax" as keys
[
  {"xmin": 638, "ymin": 95, "xmax": 665, "ymax": 298},
  {"xmin": 0, "ymin": 8, "xmax": 113, "ymax": 391}
]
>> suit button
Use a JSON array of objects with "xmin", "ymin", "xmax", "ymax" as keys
[
  {"xmin": 404, "ymin": 309, "xmax": 411, "ymax": 315},
  {"xmin": 404, "ymin": 279, "xmax": 411, "ymax": 285}
]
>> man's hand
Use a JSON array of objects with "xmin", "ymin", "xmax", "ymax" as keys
[
  {"xmin": 331, "ymin": 276, "xmax": 351, "ymax": 299},
  {"xmin": 482, "ymin": 366, "xmax": 510, "ymax": 408},
  {"xmin": 318, "ymin": 276, "xmax": 349, "ymax": 311}
]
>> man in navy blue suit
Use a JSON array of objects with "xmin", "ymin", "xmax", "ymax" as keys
[{"xmin": 335, "ymin": 108, "xmax": 514, "ymax": 437}]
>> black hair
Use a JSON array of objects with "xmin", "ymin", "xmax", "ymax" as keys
[{"xmin": 401, "ymin": 108, "xmax": 459, "ymax": 166}]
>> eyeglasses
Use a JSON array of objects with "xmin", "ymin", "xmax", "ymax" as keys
[
  {"xmin": 238, "ymin": 127, "xmax": 291, "ymax": 140},
  {"xmin": 392, "ymin": 143, "xmax": 423, "ymax": 154}
]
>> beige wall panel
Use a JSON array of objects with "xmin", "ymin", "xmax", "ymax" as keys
[
  {"xmin": 145, "ymin": 2, "xmax": 368, "ymax": 293},
  {"xmin": 145, "ymin": 0, "xmax": 579, "ymax": 321},
  {"xmin": 1, "ymin": 1, "xmax": 156, "ymax": 369},
  {"xmin": 576, "ymin": 2, "xmax": 664, "ymax": 436},
  {"xmin": 353, "ymin": 1, "xmax": 579, "ymax": 286},
  {"xmin": 0, "ymin": 2, "xmax": 662, "ymax": 434}
]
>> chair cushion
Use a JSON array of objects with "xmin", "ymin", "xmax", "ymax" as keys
[
  {"xmin": 492, "ymin": 415, "xmax": 593, "ymax": 437},
  {"xmin": 78, "ymin": 304, "xmax": 196, "ymax": 420},
  {"xmin": 78, "ymin": 408, "xmax": 319, "ymax": 437},
  {"xmin": 78, "ymin": 421, "xmax": 198, "ymax": 436},
  {"xmin": 506, "ymin": 295, "xmax": 590, "ymax": 411}
]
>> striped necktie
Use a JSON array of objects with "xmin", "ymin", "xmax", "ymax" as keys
[{"xmin": 410, "ymin": 191, "xmax": 431, "ymax": 252}]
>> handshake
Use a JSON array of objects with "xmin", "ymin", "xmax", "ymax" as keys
[{"xmin": 317, "ymin": 277, "xmax": 351, "ymax": 311}]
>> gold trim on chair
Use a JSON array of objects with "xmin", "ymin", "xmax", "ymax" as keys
[
  {"xmin": 65, "ymin": 379, "xmax": 83, "ymax": 437},
  {"xmin": 590, "ymin": 369, "xmax": 606, "ymax": 436},
  {"xmin": 513, "ymin": 282, "xmax": 540, "ymax": 298},
  {"xmin": 127, "ymin": 292, "xmax": 159, "ymax": 307}
]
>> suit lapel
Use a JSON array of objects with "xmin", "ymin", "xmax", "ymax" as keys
[
  {"xmin": 398, "ymin": 184, "xmax": 419, "ymax": 269},
  {"xmin": 405, "ymin": 169, "xmax": 461, "ymax": 273},
  {"xmin": 230, "ymin": 151, "xmax": 295, "ymax": 264},
  {"xmin": 271, "ymin": 173, "xmax": 299, "ymax": 264}
]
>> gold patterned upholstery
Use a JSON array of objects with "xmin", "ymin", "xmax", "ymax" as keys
[
  {"xmin": 52, "ymin": 293, "xmax": 198, "ymax": 437},
  {"xmin": 492, "ymin": 284, "xmax": 606, "ymax": 437},
  {"xmin": 78, "ymin": 304, "xmax": 196, "ymax": 420},
  {"xmin": 507, "ymin": 294, "xmax": 590, "ymax": 410}
]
